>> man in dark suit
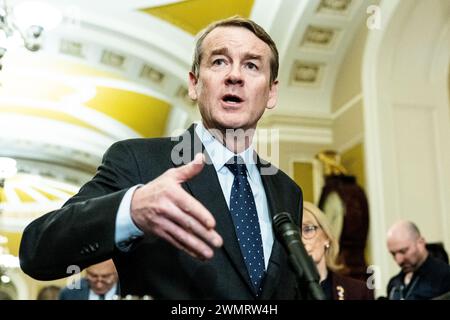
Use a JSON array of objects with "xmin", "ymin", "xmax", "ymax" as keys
[
  {"xmin": 59, "ymin": 259, "xmax": 119, "ymax": 300},
  {"xmin": 19, "ymin": 16, "xmax": 304, "ymax": 299}
]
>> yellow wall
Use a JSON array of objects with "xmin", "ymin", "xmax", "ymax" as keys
[
  {"xmin": 0, "ymin": 231, "xmax": 21, "ymax": 256},
  {"xmin": 341, "ymin": 143, "xmax": 372, "ymax": 264},
  {"xmin": 0, "ymin": 230, "xmax": 73, "ymax": 299},
  {"xmin": 341, "ymin": 143, "xmax": 366, "ymax": 189},
  {"xmin": 293, "ymin": 162, "xmax": 314, "ymax": 203},
  {"xmin": 143, "ymin": 0, "xmax": 254, "ymax": 35}
]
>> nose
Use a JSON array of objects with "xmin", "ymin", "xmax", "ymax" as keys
[
  {"xmin": 395, "ymin": 253, "xmax": 404, "ymax": 265},
  {"xmin": 225, "ymin": 64, "xmax": 243, "ymax": 86}
]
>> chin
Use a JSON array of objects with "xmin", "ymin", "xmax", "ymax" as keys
[{"xmin": 215, "ymin": 118, "xmax": 248, "ymax": 130}]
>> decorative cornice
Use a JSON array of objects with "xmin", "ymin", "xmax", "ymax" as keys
[{"xmin": 258, "ymin": 114, "xmax": 333, "ymax": 144}]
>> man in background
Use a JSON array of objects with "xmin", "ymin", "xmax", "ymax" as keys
[
  {"xmin": 386, "ymin": 220, "xmax": 450, "ymax": 300},
  {"xmin": 59, "ymin": 259, "xmax": 119, "ymax": 300}
]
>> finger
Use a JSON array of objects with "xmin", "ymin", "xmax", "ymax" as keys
[
  {"xmin": 157, "ymin": 230, "xmax": 203, "ymax": 260},
  {"xmin": 170, "ymin": 185, "xmax": 217, "ymax": 229},
  {"xmin": 144, "ymin": 214, "xmax": 206, "ymax": 260},
  {"xmin": 173, "ymin": 153, "xmax": 205, "ymax": 183},
  {"xmin": 156, "ymin": 215, "xmax": 216, "ymax": 259},
  {"xmin": 163, "ymin": 201, "xmax": 223, "ymax": 248}
]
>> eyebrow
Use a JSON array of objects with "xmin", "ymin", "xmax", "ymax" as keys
[
  {"xmin": 391, "ymin": 246, "xmax": 409, "ymax": 254},
  {"xmin": 209, "ymin": 48, "xmax": 263, "ymax": 61},
  {"xmin": 210, "ymin": 47, "xmax": 230, "ymax": 57}
]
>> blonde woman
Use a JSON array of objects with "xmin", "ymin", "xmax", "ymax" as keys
[{"xmin": 302, "ymin": 201, "xmax": 373, "ymax": 300}]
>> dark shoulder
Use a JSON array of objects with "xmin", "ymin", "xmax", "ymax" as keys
[
  {"xmin": 331, "ymin": 271, "xmax": 374, "ymax": 300},
  {"xmin": 425, "ymin": 256, "xmax": 450, "ymax": 275},
  {"xmin": 59, "ymin": 278, "xmax": 89, "ymax": 299},
  {"xmin": 332, "ymin": 272, "xmax": 366, "ymax": 287},
  {"xmin": 103, "ymin": 137, "xmax": 175, "ymax": 164},
  {"xmin": 108, "ymin": 137, "xmax": 174, "ymax": 154}
]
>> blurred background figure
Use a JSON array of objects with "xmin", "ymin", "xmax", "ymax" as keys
[
  {"xmin": 301, "ymin": 201, "xmax": 373, "ymax": 300},
  {"xmin": 386, "ymin": 220, "xmax": 450, "ymax": 300},
  {"xmin": 36, "ymin": 285, "xmax": 61, "ymax": 300},
  {"xmin": 59, "ymin": 259, "xmax": 119, "ymax": 300}
]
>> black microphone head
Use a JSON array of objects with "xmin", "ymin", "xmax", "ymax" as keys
[
  {"xmin": 273, "ymin": 212, "xmax": 294, "ymax": 230},
  {"xmin": 273, "ymin": 212, "xmax": 300, "ymax": 240}
]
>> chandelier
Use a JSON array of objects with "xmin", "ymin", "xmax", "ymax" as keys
[{"xmin": 0, "ymin": 0, "xmax": 62, "ymax": 67}]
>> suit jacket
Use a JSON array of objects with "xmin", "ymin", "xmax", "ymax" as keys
[
  {"xmin": 19, "ymin": 124, "xmax": 304, "ymax": 299},
  {"xmin": 387, "ymin": 255, "xmax": 450, "ymax": 300},
  {"xmin": 59, "ymin": 278, "xmax": 90, "ymax": 300}
]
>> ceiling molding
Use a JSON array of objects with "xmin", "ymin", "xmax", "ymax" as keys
[{"xmin": 258, "ymin": 114, "xmax": 333, "ymax": 144}]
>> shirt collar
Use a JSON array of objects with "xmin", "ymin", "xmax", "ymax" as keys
[
  {"xmin": 194, "ymin": 122, "xmax": 258, "ymax": 175},
  {"xmin": 89, "ymin": 283, "xmax": 117, "ymax": 300}
]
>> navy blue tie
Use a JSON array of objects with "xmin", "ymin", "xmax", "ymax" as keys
[{"xmin": 225, "ymin": 156, "xmax": 265, "ymax": 295}]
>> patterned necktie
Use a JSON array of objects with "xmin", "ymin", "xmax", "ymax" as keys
[{"xmin": 225, "ymin": 156, "xmax": 265, "ymax": 295}]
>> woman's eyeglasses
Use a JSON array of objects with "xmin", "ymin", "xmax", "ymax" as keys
[{"xmin": 301, "ymin": 224, "xmax": 320, "ymax": 240}]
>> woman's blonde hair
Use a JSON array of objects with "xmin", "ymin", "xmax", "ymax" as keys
[{"xmin": 303, "ymin": 201, "xmax": 343, "ymax": 272}]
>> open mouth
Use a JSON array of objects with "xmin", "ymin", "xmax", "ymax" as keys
[{"xmin": 222, "ymin": 94, "xmax": 243, "ymax": 104}]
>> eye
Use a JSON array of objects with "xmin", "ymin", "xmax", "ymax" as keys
[
  {"xmin": 245, "ymin": 62, "xmax": 258, "ymax": 70},
  {"xmin": 301, "ymin": 224, "xmax": 319, "ymax": 240},
  {"xmin": 212, "ymin": 58, "xmax": 226, "ymax": 66}
]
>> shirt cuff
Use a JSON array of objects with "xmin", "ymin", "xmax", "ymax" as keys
[{"xmin": 115, "ymin": 185, "xmax": 144, "ymax": 251}]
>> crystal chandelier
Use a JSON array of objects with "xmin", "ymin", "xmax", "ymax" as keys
[{"xmin": 0, "ymin": 0, "xmax": 62, "ymax": 68}]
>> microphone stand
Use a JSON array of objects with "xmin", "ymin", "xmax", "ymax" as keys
[
  {"xmin": 287, "ymin": 240, "xmax": 326, "ymax": 300},
  {"xmin": 273, "ymin": 212, "xmax": 326, "ymax": 300}
]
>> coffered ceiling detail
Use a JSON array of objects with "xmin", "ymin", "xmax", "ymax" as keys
[{"xmin": 0, "ymin": 0, "xmax": 375, "ymax": 224}]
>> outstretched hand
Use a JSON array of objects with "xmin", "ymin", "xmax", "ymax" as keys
[{"xmin": 130, "ymin": 153, "xmax": 223, "ymax": 260}]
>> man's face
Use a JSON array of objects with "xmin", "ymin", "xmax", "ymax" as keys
[
  {"xmin": 189, "ymin": 26, "xmax": 278, "ymax": 132},
  {"xmin": 86, "ymin": 262, "xmax": 118, "ymax": 295},
  {"xmin": 387, "ymin": 236, "xmax": 425, "ymax": 273}
]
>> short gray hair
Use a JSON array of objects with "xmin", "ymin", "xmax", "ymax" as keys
[{"xmin": 191, "ymin": 16, "xmax": 279, "ymax": 84}]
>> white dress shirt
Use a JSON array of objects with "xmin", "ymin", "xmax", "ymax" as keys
[
  {"xmin": 114, "ymin": 122, "xmax": 274, "ymax": 268},
  {"xmin": 89, "ymin": 283, "xmax": 118, "ymax": 300}
]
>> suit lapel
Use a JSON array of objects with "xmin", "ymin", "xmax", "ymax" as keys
[
  {"xmin": 257, "ymin": 157, "xmax": 289, "ymax": 299},
  {"xmin": 82, "ymin": 279, "xmax": 91, "ymax": 300},
  {"xmin": 170, "ymin": 125, "xmax": 256, "ymax": 296}
]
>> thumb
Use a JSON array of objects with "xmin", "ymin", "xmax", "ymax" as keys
[{"xmin": 174, "ymin": 153, "xmax": 205, "ymax": 182}]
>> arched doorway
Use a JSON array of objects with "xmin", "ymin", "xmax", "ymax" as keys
[{"xmin": 362, "ymin": 0, "xmax": 450, "ymax": 295}]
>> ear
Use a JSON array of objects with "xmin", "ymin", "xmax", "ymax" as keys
[
  {"xmin": 188, "ymin": 72, "xmax": 198, "ymax": 101},
  {"xmin": 266, "ymin": 80, "xmax": 278, "ymax": 109},
  {"xmin": 417, "ymin": 237, "xmax": 426, "ymax": 249}
]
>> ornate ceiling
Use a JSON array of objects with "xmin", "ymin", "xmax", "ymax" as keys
[{"xmin": 0, "ymin": 0, "xmax": 374, "ymax": 227}]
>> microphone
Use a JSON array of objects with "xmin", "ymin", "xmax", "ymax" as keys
[{"xmin": 273, "ymin": 212, "xmax": 326, "ymax": 300}]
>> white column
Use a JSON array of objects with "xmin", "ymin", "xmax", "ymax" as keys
[{"xmin": 362, "ymin": 0, "xmax": 450, "ymax": 296}]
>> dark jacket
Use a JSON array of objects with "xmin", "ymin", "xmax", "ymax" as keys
[
  {"xmin": 19, "ymin": 124, "xmax": 304, "ymax": 300},
  {"xmin": 387, "ymin": 255, "xmax": 450, "ymax": 300},
  {"xmin": 321, "ymin": 270, "xmax": 374, "ymax": 300}
]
